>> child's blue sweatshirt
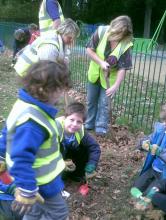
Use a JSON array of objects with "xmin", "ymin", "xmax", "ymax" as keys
[{"xmin": 0, "ymin": 89, "xmax": 64, "ymax": 198}]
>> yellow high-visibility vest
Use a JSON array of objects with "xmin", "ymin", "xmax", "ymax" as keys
[
  {"xmin": 55, "ymin": 116, "xmax": 84, "ymax": 144},
  {"xmin": 88, "ymin": 25, "xmax": 133, "ymax": 89},
  {"xmin": 6, "ymin": 99, "xmax": 65, "ymax": 186},
  {"xmin": 14, "ymin": 35, "xmax": 64, "ymax": 77},
  {"xmin": 39, "ymin": 0, "xmax": 65, "ymax": 35}
]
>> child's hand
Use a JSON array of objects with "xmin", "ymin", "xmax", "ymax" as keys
[
  {"xmin": 133, "ymin": 187, "xmax": 159, "ymax": 211},
  {"xmin": 65, "ymin": 160, "xmax": 76, "ymax": 172},
  {"xmin": 85, "ymin": 171, "xmax": 97, "ymax": 179},
  {"xmin": 85, "ymin": 164, "xmax": 96, "ymax": 179},
  {"xmin": 150, "ymin": 144, "xmax": 161, "ymax": 156},
  {"xmin": 142, "ymin": 140, "xmax": 151, "ymax": 151},
  {"xmin": 12, "ymin": 188, "xmax": 44, "ymax": 215},
  {"xmin": 134, "ymin": 196, "xmax": 151, "ymax": 211}
]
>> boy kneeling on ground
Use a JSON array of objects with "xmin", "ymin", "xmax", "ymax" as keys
[{"xmin": 56, "ymin": 102, "xmax": 101, "ymax": 183}]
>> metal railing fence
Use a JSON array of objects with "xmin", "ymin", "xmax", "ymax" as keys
[
  {"xmin": 1, "ymin": 22, "xmax": 166, "ymax": 132},
  {"xmin": 70, "ymin": 37, "xmax": 166, "ymax": 133}
]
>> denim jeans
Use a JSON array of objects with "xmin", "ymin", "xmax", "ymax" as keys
[{"xmin": 85, "ymin": 81, "xmax": 110, "ymax": 132}]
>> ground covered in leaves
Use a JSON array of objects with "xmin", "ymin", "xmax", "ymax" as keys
[{"xmin": 0, "ymin": 53, "xmax": 164, "ymax": 220}]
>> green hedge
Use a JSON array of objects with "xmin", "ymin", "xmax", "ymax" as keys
[{"xmin": 0, "ymin": 2, "xmax": 40, "ymax": 23}]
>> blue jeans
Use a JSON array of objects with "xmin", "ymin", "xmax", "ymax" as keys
[{"xmin": 85, "ymin": 81, "xmax": 110, "ymax": 132}]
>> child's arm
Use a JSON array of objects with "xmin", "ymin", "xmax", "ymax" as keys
[
  {"xmin": 80, "ymin": 133, "xmax": 101, "ymax": 176},
  {"xmin": 82, "ymin": 132, "xmax": 101, "ymax": 166},
  {"xmin": 10, "ymin": 120, "xmax": 48, "ymax": 191},
  {"xmin": 10, "ymin": 120, "xmax": 46, "ymax": 213},
  {"xmin": 0, "ymin": 126, "xmax": 7, "ymax": 158},
  {"xmin": 158, "ymin": 149, "xmax": 166, "ymax": 163},
  {"xmin": 137, "ymin": 122, "xmax": 165, "ymax": 151},
  {"xmin": 0, "ymin": 126, "xmax": 8, "ymax": 173}
]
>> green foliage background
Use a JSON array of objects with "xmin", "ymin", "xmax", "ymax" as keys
[
  {"xmin": 0, "ymin": 0, "xmax": 166, "ymax": 39},
  {"xmin": 0, "ymin": 0, "xmax": 40, "ymax": 23}
]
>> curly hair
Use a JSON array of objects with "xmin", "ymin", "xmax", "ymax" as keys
[{"xmin": 21, "ymin": 60, "xmax": 71, "ymax": 102}]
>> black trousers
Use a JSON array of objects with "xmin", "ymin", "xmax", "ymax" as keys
[
  {"xmin": 0, "ymin": 200, "xmax": 22, "ymax": 220},
  {"xmin": 134, "ymin": 167, "xmax": 161, "ymax": 195},
  {"xmin": 152, "ymin": 192, "xmax": 166, "ymax": 213},
  {"xmin": 63, "ymin": 145, "xmax": 89, "ymax": 181}
]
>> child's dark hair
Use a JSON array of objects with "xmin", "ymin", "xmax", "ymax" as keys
[
  {"xmin": 21, "ymin": 60, "xmax": 71, "ymax": 102},
  {"xmin": 65, "ymin": 102, "xmax": 87, "ymax": 122}
]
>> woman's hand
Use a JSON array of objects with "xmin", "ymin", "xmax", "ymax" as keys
[
  {"xmin": 106, "ymin": 84, "xmax": 118, "ymax": 97},
  {"xmin": 100, "ymin": 60, "xmax": 110, "ymax": 72}
]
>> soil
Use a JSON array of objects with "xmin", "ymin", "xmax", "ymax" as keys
[{"xmin": 0, "ymin": 53, "xmax": 165, "ymax": 220}]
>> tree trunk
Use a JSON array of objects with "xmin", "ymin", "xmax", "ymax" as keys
[
  {"xmin": 143, "ymin": 2, "xmax": 152, "ymax": 38},
  {"xmin": 63, "ymin": 0, "xmax": 72, "ymax": 18}
]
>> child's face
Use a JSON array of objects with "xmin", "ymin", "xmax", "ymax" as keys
[
  {"xmin": 64, "ymin": 113, "xmax": 83, "ymax": 134},
  {"xmin": 160, "ymin": 105, "xmax": 166, "ymax": 122}
]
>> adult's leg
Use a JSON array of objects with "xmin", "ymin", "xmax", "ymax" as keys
[
  {"xmin": 23, "ymin": 193, "xmax": 68, "ymax": 220},
  {"xmin": 85, "ymin": 82, "xmax": 100, "ymax": 130},
  {"xmin": 95, "ymin": 86, "xmax": 110, "ymax": 133}
]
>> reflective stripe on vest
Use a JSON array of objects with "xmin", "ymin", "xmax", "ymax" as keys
[
  {"xmin": 55, "ymin": 116, "xmax": 84, "ymax": 144},
  {"xmin": 39, "ymin": 0, "xmax": 64, "ymax": 35},
  {"xmin": 14, "ymin": 35, "xmax": 62, "ymax": 77},
  {"xmin": 6, "ymin": 99, "xmax": 65, "ymax": 186},
  {"xmin": 88, "ymin": 25, "xmax": 133, "ymax": 89}
]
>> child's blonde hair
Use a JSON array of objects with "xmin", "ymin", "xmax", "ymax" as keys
[{"xmin": 107, "ymin": 15, "xmax": 133, "ymax": 42}]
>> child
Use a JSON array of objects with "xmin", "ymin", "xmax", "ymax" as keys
[
  {"xmin": 131, "ymin": 104, "xmax": 166, "ymax": 211},
  {"xmin": 55, "ymin": 102, "xmax": 101, "ymax": 182},
  {"xmin": 0, "ymin": 60, "xmax": 70, "ymax": 219}
]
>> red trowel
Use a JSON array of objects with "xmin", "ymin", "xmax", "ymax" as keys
[
  {"xmin": 78, "ymin": 182, "xmax": 89, "ymax": 196},
  {"xmin": 78, "ymin": 175, "xmax": 90, "ymax": 196}
]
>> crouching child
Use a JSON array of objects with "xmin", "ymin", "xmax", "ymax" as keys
[
  {"xmin": 130, "ymin": 104, "xmax": 166, "ymax": 213},
  {"xmin": 56, "ymin": 102, "xmax": 101, "ymax": 183}
]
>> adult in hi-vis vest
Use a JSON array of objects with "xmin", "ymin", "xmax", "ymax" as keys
[
  {"xmin": 0, "ymin": 61, "xmax": 70, "ymax": 219},
  {"xmin": 85, "ymin": 16, "xmax": 133, "ymax": 136},
  {"xmin": 14, "ymin": 18, "xmax": 80, "ymax": 77},
  {"xmin": 39, "ymin": 0, "xmax": 65, "ymax": 35}
]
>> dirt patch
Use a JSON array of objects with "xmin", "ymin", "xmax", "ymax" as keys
[{"xmin": 65, "ymin": 125, "xmax": 145, "ymax": 220}]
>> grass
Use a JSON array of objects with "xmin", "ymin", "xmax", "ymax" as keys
[{"xmin": 0, "ymin": 55, "xmax": 18, "ymax": 130}]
